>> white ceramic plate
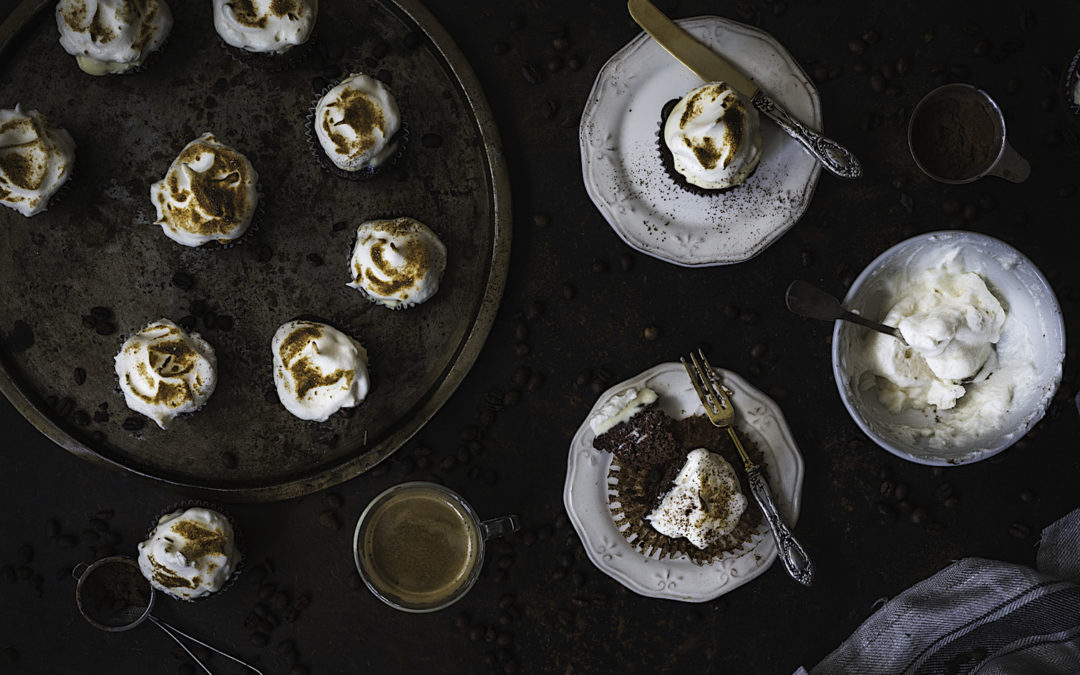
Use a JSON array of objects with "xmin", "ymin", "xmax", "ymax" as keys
[
  {"xmin": 563, "ymin": 362, "xmax": 805, "ymax": 602},
  {"xmin": 579, "ymin": 16, "xmax": 822, "ymax": 267}
]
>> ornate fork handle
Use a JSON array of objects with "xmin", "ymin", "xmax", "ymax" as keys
[
  {"xmin": 747, "ymin": 467, "xmax": 814, "ymax": 586},
  {"xmin": 751, "ymin": 90, "xmax": 862, "ymax": 180}
]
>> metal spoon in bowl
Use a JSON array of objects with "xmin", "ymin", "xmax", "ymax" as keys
[{"xmin": 785, "ymin": 280, "xmax": 906, "ymax": 344}]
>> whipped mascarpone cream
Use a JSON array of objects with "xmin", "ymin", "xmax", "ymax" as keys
[
  {"xmin": 213, "ymin": 0, "xmax": 317, "ymax": 54},
  {"xmin": 56, "ymin": 0, "xmax": 173, "ymax": 75},
  {"xmin": 664, "ymin": 82, "xmax": 762, "ymax": 190},
  {"xmin": 272, "ymin": 320, "xmax": 370, "ymax": 422},
  {"xmin": 347, "ymin": 217, "xmax": 447, "ymax": 309},
  {"xmin": 646, "ymin": 448, "xmax": 748, "ymax": 549},
  {"xmin": 137, "ymin": 507, "xmax": 238, "ymax": 601},
  {"xmin": 150, "ymin": 133, "xmax": 258, "ymax": 247},
  {"xmin": 0, "ymin": 106, "xmax": 76, "ymax": 217},
  {"xmin": 115, "ymin": 319, "xmax": 217, "ymax": 429},
  {"xmin": 588, "ymin": 387, "xmax": 657, "ymax": 436},
  {"xmin": 856, "ymin": 247, "xmax": 1038, "ymax": 445},
  {"xmin": 314, "ymin": 73, "xmax": 401, "ymax": 172}
]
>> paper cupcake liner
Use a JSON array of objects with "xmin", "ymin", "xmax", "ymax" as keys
[
  {"xmin": 140, "ymin": 500, "xmax": 245, "ymax": 603},
  {"xmin": 655, "ymin": 98, "xmax": 757, "ymax": 196},
  {"xmin": 125, "ymin": 34, "xmax": 171, "ymax": 75},
  {"xmin": 306, "ymin": 77, "xmax": 409, "ymax": 181},
  {"xmin": 217, "ymin": 27, "xmax": 317, "ymax": 72},
  {"xmin": 1063, "ymin": 47, "xmax": 1080, "ymax": 117}
]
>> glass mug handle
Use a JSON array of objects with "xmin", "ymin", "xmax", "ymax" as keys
[{"xmin": 479, "ymin": 515, "xmax": 520, "ymax": 540}]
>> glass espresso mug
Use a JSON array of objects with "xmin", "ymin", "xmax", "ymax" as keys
[{"xmin": 353, "ymin": 482, "xmax": 519, "ymax": 613}]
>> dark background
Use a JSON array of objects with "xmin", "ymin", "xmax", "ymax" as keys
[{"xmin": 2, "ymin": 0, "xmax": 1079, "ymax": 673}]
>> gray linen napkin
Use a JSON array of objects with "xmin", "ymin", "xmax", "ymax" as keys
[{"xmin": 797, "ymin": 507, "xmax": 1080, "ymax": 674}]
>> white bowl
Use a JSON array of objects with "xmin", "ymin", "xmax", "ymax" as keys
[{"xmin": 831, "ymin": 231, "xmax": 1065, "ymax": 465}]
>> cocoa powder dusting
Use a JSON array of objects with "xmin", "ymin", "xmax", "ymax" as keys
[{"xmin": 910, "ymin": 94, "xmax": 998, "ymax": 179}]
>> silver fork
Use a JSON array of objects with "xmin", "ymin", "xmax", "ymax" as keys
[{"xmin": 682, "ymin": 349, "xmax": 815, "ymax": 586}]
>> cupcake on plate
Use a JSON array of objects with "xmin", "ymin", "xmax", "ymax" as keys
[
  {"xmin": 114, "ymin": 319, "xmax": 217, "ymax": 429},
  {"xmin": 137, "ymin": 506, "xmax": 240, "ymax": 601},
  {"xmin": 150, "ymin": 133, "xmax": 259, "ymax": 247},
  {"xmin": 658, "ymin": 82, "xmax": 762, "ymax": 194},
  {"xmin": 1064, "ymin": 47, "xmax": 1080, "ymax": 116},
  {"xmin": 55, "ymin": 0, "xmax": 173, "ymax": 75},
  {"xmin": 212, "ymin": 0, "xmax": 318, "ymax": 70},
  {"xmin": 309, "ymin": 73, "xmax": 404, "ymax": 180},
  {"xmin": 0, "ymin": 105, "xmax": 76, "ymax": 217},
  {"xmin": 346, "ymin": 217, "xmax": 446, "ymax": 309},
  {"xmin": 272, "ymin": 319, "xmax": 370, "ymax": 422}
]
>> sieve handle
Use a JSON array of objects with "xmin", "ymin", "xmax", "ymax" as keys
[{"xmin": 148, "ymin": 615, "xmax": 264, "ymax": 674}]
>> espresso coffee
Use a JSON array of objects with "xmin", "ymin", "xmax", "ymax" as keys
[{"xmin": 359, "ymin": 487, "xmax": 479, "ymax": 608}]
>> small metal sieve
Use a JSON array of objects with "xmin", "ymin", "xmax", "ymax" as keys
[{"xmin": 74, "ymin": 556, "xmax": 262, "ymax": 674}]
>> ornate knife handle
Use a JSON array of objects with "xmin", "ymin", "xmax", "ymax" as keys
[
  {"xmin": 752, "ymin": 90, "xmax": 862, "ymax": 180},
  {"xmin": 747, "ymin": 467, "xmax": 815, "ymax": 586}
]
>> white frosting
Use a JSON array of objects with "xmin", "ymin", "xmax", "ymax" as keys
[
  {"xmin": 272, "ymin": 320, "xmax": 370, "ymax": 422},
  {"xmin": 114, "ymin": 319, "xmax": 217, "ymax": 429},
  {"xmin": 347, "ymin": 217, "xmax": 447, "ymax": 309},
  {"xmin": 150, "ymin": 133, "xmax": 259, "ymax": 247},
  {"xmin": 646, "ymin": 449, "xmax": 748, "ymax": 549},
  {"xmin": 856, "ymin": 247, "xmax": 1038, "ymax": 444},
  {"xmin": 588, "ymin": 387, "xmax": 657, "ymax": 436},
  {"xmin": 0, "ymin": 106, "xmax": 76, "ymax": 217},
  {"xmin": 137, "ymin": 507, "xmax": 238, "ymax": 601},
  {"xmin": 55, "ymin": 0, "xmax": 173, "ymax": 75},
  {"xmin": 213, "ymin": 0, "xmax": 317, "ymax": 54},
  {"xmin": 663, "ymin": 82, "xmax": 762, "ymax": 189},
  {"xmin": 314, "ymin": 73, "xmax": 401, "ymax": 172}
]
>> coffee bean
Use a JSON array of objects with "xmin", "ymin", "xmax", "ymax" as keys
[
  {"xmin": 56, "ymin": 534, "xmax": 78, "ymax": 549},
  {"xmin": 1019, "ymin": 9, "xmax": 1035, "ymax": 31},
  {"xmin": 879, "ymin": 480, "xmax": 895, "ymax": 498},
  {"xmin": 74, "ymin": 410, "xmax": 91, "ymax": 426},
  {"xmin": 498, "ymin": 594, "xmax": 515, "ymax": 610},
  {"xmin": 521, "ymin": 63, "xmax": 541, "ymax": 85},
  {"xmin": 171, "ymin": 272, "xmax": 195, "ymax": 290},
  {"xmin": 515, "ymin": 323, "xmax": 529, "ymax": 341},
  {"xmin": 422, "ymin": 133, "xmax": 443, "ymax": 148},
  {"xmin": 852, "ymin": 60, "xmax": 868, "ymax": 75},
  {"xmin": 910, "ymin": 507, "xmax": 928, "ymax": 524},
  {"xmin": 1019, "ymin": 488, "xmax": 1037, "ymax": 503},
  {"xmin": 221, "ymin": 452, "xmax": 238, "ymax": 469},
  {"xmin": 562, "ymin": 283, "xmax": 576, "ymax": 300},
  {"xmin": 545, "ymin": 57, "xmax": 563, "ymax": 73},
  {"xmin": 923, "ymin": 29, "xmax": 934, "ymax": 43},
  {"xmin": 879, "ymin": 63, "xmax": 895, "ymax": 80},
  {"xmin": 877, "ymin": 501, "xmax": 897, "ymax": 519},
  {"xmin": 567, "ymin": 56, "xmax": 582, "ymax": 71},
  {"xmin": 848, "ymin": 39, "xmax": 865, "ymax": 54},
  {"xmin": 750, "ymin": 343, "xmax": 767, "ymax": 360},
  {"xmin": 492, "ymin": 41, "xmax": 509, "ymax": 56},
  {"xmin": 861, "ymin": 29, "xmax": 880, "ymax": 45},
  {"xmin": 1058, "ymin": 185, "xmax": 1076, "ymax": 198},
  {"xmin": 935, "ymin": 483, "xmax": 954, "ymax": 501},
  {"xmin": 90, "ymin": 306, "xmax": 113, "ymax": 321},
  {"xmin": 440, "ymin": 456, "xmax": 457, "ymax": 472},
  {"xmin": 943, "ymin": 496, "xmax": 959, "ymax": 509},
  {"xmin": 557, "ymin": 610, "xmax": 573, "ymax": 626},
  {"xmin": 897, "ymin": 500, "xmax": 913, "ymax": 514},
  {"xmin": 503, "ymin": 390, "xmax": 521, "ymax": 407},
  {"xmin": 643, "ymin": 325, "xmax": 659, "ymax": 341},
  {"xmin": 894, "ymin": 482, "xmax": 909, "ymax": 501},
  {"xmin": 527, "ymin": 372, "xmax": 545, "ymax": 392},
  {"xmin": 531, "ymin": 213, "xmax": 551, "ymax": 229},
  {"xmin": 73, "ymin": 367, "xmax": 87, "ymax": 385},
  {"xmin": 122, "ymin": 416, "xmax": 145, "ymax": 431},
  {"xmin": 812, "ymin": 64, "xmax": 827, "ymax": 81},
  {"xmin": 591, "ymin": 258, "xmax": 608, "ymax": 274},
  {"xmin": 896, "ymin": 57, "xmax": 909, "ymax": 75},
  {"xmin": 454, "ymin": 612, "xmax": 471, "ymax": 630},
  {"xmin": 289, "ymin": 667, "xmax": 310, "ymax": 675},
  {"xmin": 1009, "ymin": 522, "xmax": 1030, "ymax": 539},
  {"xmin": 962, "ymin": 22, "xmax": 980, "ymax": 35},
  {"xmin": 318, "ymin": 511, "xmax": 340, "ymax": 530},
  {"xmin": 972, "ymin": 40, "xmax": 991, "ymax": 57},
  {"xmin": 925, "ymin": 522, "xmax": 946, "ymax": 536},
  {"xmin": 45, "ymin": 519, "xmax": 60, "ymax": 538},
  {"xmin": 55, "ymin": 397, "xmax": 74, "ymax": 417},
  {"xmin": 870, "ymin": 74, "xmax": 885, "ymax": 92}
]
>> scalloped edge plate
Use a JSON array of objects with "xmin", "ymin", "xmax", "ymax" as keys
[{"xmin": 563, "ymin": 362, "xmax": 804, "ymax": 602}]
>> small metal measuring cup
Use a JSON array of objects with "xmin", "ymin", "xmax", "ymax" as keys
[
  {"xmin": 74, "ymin": 556, "xmax": 262, "ymax": 674},
  {"xmin": 908, "ymin": 83, "xmax": 1030, "ymax": 184}
]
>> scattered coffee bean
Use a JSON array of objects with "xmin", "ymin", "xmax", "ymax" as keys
[
  {"xmin": 567, "ymin": 56, "xmax": 582, "ymax": 71},
  {"xmin": 880, "ymin": 480, "xmax": 895, "ymax": 499},
  {"xmin": 972, "ymin": 39, "xmax": 991, "ymax": 57},
  {"xmin": 853, "ymin": 60, "xmax": 868, "ymax": 75},
  {"xmin": 371, "ymin": 40, "xmax": 388, "ymax": 59},
  {"xmin": 943, "ymin": 496, "xmax": 959, "ymax": 509},
  {"xmin": 897, "ymin": 500, "xmax": 913, "ymax": 514},
  {"xmin": 910, "ymin": 507, "xmax": 928, "ymax": 524},
  {"xmin": 318, "ymin": 511, "xmax": 340, "ymax": 530},
  {"xmin": 440, "ymin": 456, "xmax": 458, "ymax": 472},
  {"xmin": 925, "ymin": 522, "xmax": 946, "ymax": 536},
  {"xmin": 1019, "ymin": 488, "xmax": 1037, "ymax": 503},
  {"xmin": 591, "ymin": 258, "xmax": 608, "ymax": 274},
  {"xmin": 935, "ymin": 483, "xmax": 954, "ymax": 501},
  {"xmin": 45, "ymin": 519, "xmax": 60, "ymax": 538},
  {"xmin": 122, "ymin": 416, "xmax": 145, "ymax": 431},
  {"xmin": 923, "ymin": 29, "xmax": 935, "ymax": 43},
  {"xmin": 1009, "ymin": 522, "xmax": 1030, "ymax": 539},
  {"xmin": 521, "ymin": 63, "xmax": 541, "ymax": 85},
  {"xmin": 895, "ymin": 57, "xmax": 909, "ymax": 75},
  {"xmin": 56, "ymin": 534, "xmax": 78, "ymax": 549},
  {"xmin": 562, "ymin": 283, "xmax": 576, "ymax": 300},
  {"xmin": 73, "ymin": 367, "xmax": 87, "ymax": 385},
  {"xmin": 870, "ymin": 74, "xmax": 885, "ymax": 93},
  {"xmin": 546, "ymin": 57, "xmax": 563, "ymax": 73},
  {"xmin": 643, "ymin": 325, "xmax": 659, "ymax": 341},
  {"xmin": 527, "ymin": 372, "xmax": 545, "ymax": 392},
  {"xmin": 220, "ymin": 452, "xmax": 238, "ymax": 469},
  {"xmin": 848, "ymin": 39, "xmax": 865, "ymax": 54},
  {"xmin": 894, "ymin": 482, "xmax": 909, "ymax": 501},
  {"xmin": 861, "ymin": 29, "xmax": 880, "ymax": 45},
  {"xmin": 454, "ymin": 612, "xmax": 471, "ymax": 630},
  {"xmin": 491, "ymin": 40, "xmax": 509, "ymax": 56},
  {"xmin": 171, "ymin": 271, "xmax": 195, "ymax": 290},
  {"xmin": 750, "ymin": 343, "xmax": 767, "ymax": 360},
  {"xmin": 514, "ymin": 323, "xmax": 529, "ymax": 341},
  {"xmin": 532, "ymin": 213, "xmax": 550, "ymax": 228},
  {"xmin": 877, "ymin": 501, "xmax": 897, "ymax": 519},
  {"xmin": 74, "ymin": 410, "xmax": 91, "ymax": 426},
  {"xmin": 55, "ymin": 398, "xmax": 74, "ymax": 418}
]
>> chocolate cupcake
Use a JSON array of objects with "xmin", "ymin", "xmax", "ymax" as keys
[
  {"xmin": 308, "ymin": 73, "xmax": 406, "ymax": 180},
  {"xmin": 136, "ymin": 504, "xmax": 242, "ymax": 601},
  {"xmin": 150, "ymin": 133, "xmax": 259, "ymax": 247},
  {"xmin": 55, "ymin": 0, "xmax": 173, "ymax": 75},
  {"xmin": 590, "ymin": 387, "xmax": 764, "ymax": 564},
  {"xmin": 657, "ymin": 82, "xmax": 763, "ymax": 195},
  {"xmin": 212, "ymin": 0, "xmax": 317, "ymax": 71},
  {"xmin": 0, "ymin": 106, "xmax": 76, "ymax": 217}
]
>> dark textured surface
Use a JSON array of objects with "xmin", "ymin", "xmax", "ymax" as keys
[{"xmin": 2, "ymin": 0, "xmax": 1080, "ymax": 673}]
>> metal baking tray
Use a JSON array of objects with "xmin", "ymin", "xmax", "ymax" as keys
[{"xmin": 0, "ymin": 0, "xmax": 511, "ymax": 501}]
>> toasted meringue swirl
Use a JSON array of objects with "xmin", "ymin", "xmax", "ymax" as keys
[
  {"xmin": 346, "ymin": 217, "xmax": 447, "ymax": 309},
  {"xmin": 663, "ymin": 82, "xmax": 762, "ymax": 190},
  {"xmin": 314, "ymin": 73, "xmax": 401, "ymax": 172},
  {"xmin": 55, "ymin": 0, "xmax": 173, "ymax": 75},
  {"xmin": 213, "ymin": 0, "xmax": 317, "ymax": 54},
  {"xmin": 137, "ymin": 507, "xmax": 238, "ymax": 601},
  {"xmin": 272, "ymin": 320, "xmax": 370, "ymax": 422},
  {"xmin": 0, "ymin": 106, "xmax": 76, "ymax": 217}
]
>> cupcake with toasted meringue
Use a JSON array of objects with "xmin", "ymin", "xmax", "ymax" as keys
[
  {"xmin": 309, "ymin": 73, "xmax": 405, "ymax": 180},
  {"xmin": 55, "ymin": 0, "xmax": 173, "ymax": 75},
  {"xmin": 346, "ymin": 217, "xmax": 446, "ymax": 309},
  {"xmin": 0, "ymin": 105, "xmax": 76, "ymax": 217},
  {"xmin": 272, "ymin": 319, "xmax": 370, "ymax": 422},
  {"xmin": 212, "ymin": 0, "xmax": 317, "ymax": 70}
]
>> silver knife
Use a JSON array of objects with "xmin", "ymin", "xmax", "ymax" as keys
[{"xmin": 628, "ymin": 0, "xmax": 862, "ymax": 179}]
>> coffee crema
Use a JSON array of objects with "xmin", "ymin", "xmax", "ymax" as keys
[{"xmin": 360, "ymin": 489, "xmax": 479, "ymax": 608}]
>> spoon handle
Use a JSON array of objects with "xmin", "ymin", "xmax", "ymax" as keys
[
  {"xmin": 841, "ymin": 310, "xmax": 904, "ymax": 341},
  {"xmin": 752, "ymin": 91, "xmax": 862, "ymax": 179}
]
